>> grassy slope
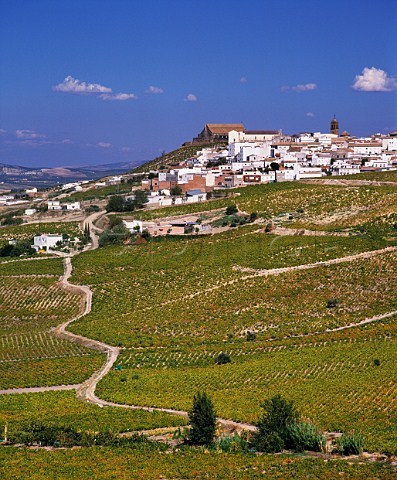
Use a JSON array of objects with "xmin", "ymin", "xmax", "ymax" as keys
[{"xmin": 131, "ymin": 143, "xmax": 224, "ymax": 173}]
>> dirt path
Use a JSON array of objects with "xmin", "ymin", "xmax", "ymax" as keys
[
  {"xmin": 140, "ymin": 245, "xmax": 397, "ymax": 313},
  {"xmin": 233, "ymin": 245, "xmax": 397, "ymax": 276},
  {"xmin": 301, "ymin": 178, "xmax": 397, "ymax": 187},
  {"xmin": 0, "ymin": 384, "xmax": 81, "ymax": 395},
  {"xmin": 272, "ymin": 226, "xmax": 351, "ymax": 237}
]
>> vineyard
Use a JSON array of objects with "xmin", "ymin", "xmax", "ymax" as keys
[
  {"xmin": 0, "ymin": 390, "xmax": 187, "ymax": 433},
  {"xmin": 0, "ymin": 177, "xmax": 397, "ymax": 470},
  {"xmin": 336, "ymin": 169, "xmax": 397, "ymax": 182},
  {"xmin": 66, "ymin": 201, "xmax": 397, "ymax": 455},
  {"xmin": 65, "ymin": 183, "xmax": 133, "ymax": 202},
  {"xmin": 129, "ymin": 182, "xmax": 397, "ymax": 231},
  {"xmin": 0, "ymin": 257, "xmax": 104, "ymax": 389},
  {"xmin": 69, "ymin": 231, "xmax": 397, "ymax": 347},
  {"xmin": 1, "ymin": 447, "xmax": 395, "ymax": 479},
  {"xmin": 0, "ymin": 257, "xmax": 64, "ymax": 276},
  {"xmin": 96, "ymin": 334, "xmax": 397, "ymax": 454}
]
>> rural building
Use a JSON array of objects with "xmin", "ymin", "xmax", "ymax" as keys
[
  {"xmin": 32, "ymin": 234, "xmax": 63, "ymax": 252},
  {"xmin": 193, "ymin": 124, "xmax": 245, "ymax": 144}
]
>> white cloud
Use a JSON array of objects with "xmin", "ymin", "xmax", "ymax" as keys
[
  {"xmin": 53, "ymin": 75, "xmax": 137, "ymax": 101},
  {"xmin": 121, "ymin": 147, "xmax": 132, "ymax": 152},
  {"xmin": 61, "ymin": 139, "xmax": 73, "ymax": 144},
  {"xmin": 99, "ymin": 93, "xmax": 137, "ymax": 101},
  {"xmin": 306, "ymin": 112, "xmax": 315, "ymax": 117},
  {"xmin": 145, "ymin": 85, "xmax": 164, "ymax": 94},
  {"xmin": 184, "ymin": 93, "xmax": 197, "ymax": 102},
  {"xmin": 97, "ymin": 142, "xmax": 111, "ymax": 148},
  {"xmin": 239, "ymin": 76, "xmax": 248, "ymax": 84},
  {"xmin": 282, "ymin": 83, "xmax": 317, "ymax": 93},
  {"xmin": 53, "ymin": 75, "xmax": 112, "ymax": 94},
  {"xmin": 0, "ymin": 129, "xmax": 6, "ymax": 135},
  {"xmin": 16, "ymin": 129, "xmax": 46, "ymax": 139},
  {"xmin": 352, "ymin": 67, "xmax": 397, "ymax": 92}
]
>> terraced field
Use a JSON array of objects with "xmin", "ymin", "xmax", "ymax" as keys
[{"xmin": 0, "ymin": 257, "xmax": 103, "ymax": 389}]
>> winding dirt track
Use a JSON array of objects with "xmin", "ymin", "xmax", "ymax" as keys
[{"xmin": 1, "ymin": 214, "xmax": 397, "ymax": 433}]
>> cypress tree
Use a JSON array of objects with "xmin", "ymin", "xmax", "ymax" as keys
[{"xmin": 187, "ymin": 391, "xmax": 217, "ymax": 446}]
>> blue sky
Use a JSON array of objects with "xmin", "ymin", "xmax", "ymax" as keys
[{"xmin": 0, "ymin": 0, "xmax": 396, "ymax": 167}]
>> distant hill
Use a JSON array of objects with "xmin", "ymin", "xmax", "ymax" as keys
[
  {"xmin": 0, "ymin": 161, "xmax": 139, "ymax": 190},
  {"xmin": 131, "ymin": 143, "xmax": 225, "ymax": 173}
]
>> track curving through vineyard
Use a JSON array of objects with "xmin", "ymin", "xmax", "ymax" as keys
[{"xmin": 1, "ymin": 213, "xmax": 397, "ymax": 434}]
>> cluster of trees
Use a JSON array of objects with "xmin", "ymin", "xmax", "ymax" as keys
[
  {"xmin": 1, "ymin": 212, "xmax": 23, "ymax": 226},
  {"xmin": 221, "ymin": 205, "xmax": 258, "ymax": 228},
  {"xmin": 106, "ymin": 191, "xmax": 147, "ymax": 213},
  {"xmin": 99, "ymin": 218, "xmax": 130, "ymax": 247},
  {"xmin": 0, "ymin": 240, "xmax": 35, "ymax": 257},
  {"xmin": 8, "ymin": 422, "xmax": 155, "ymax": 448},
  {"xmin": 186, "ymin": 393, "xmax": 364, "ymax": 455}
]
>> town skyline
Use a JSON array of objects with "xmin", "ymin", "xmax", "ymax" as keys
[{"xmin": 0, "ymin": 0, "xmax": 396, "ymax": 168}]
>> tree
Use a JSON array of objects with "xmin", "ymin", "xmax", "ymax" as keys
[
  {"xmin": 251, "ymin": 395, "xmax": 299, "ymax": 452},
  {"xmin": 106, "ymin": 195, "xmax": 124, "ymax": 212},
  {"xmin": 170, "ymin": 185, "xmax": 183, "ymax": 196},
  {"xmin": 133, "ymin": 190, "xmax": 148, "ymax": 208},
  {"xmin": 187, "ymin": 392, "xmax": 217, "ymax": 446},
  {"xmin": 226, "ymin": 204, "xmax": 238, "ymax": 216},
  {"xmin": 270, "ymin": 162, "xmax": 280, "ymax": 182},
  {"xmin": 83, "ymin": 224, "xmax": 91, "ymax": 243}
]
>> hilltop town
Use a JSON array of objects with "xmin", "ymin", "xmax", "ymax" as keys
[{"xmin": 140, "ymin": 119, "xmax": 397, "ymax": 193}]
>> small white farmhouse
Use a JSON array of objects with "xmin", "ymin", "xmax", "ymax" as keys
[
  {"xmin": 24, "ymin": 208, "xmax": 37, "ymax": 216},
  {"xmin": 32, "ymin": 234, "xmax": 63, "ymax": 252}
]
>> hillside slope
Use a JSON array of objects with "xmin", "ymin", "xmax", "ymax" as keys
[{"xmin": 131, "ymin": 143, "xmax": 225, "ymax": 173}]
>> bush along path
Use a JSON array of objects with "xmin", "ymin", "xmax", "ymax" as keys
[{"xmin": 1, "ymin": 211, "xmax": 397, "ymax": 457}]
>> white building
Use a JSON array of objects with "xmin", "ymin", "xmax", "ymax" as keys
[
  {"xmin": 123, "ymin": 220, "xmax": 144, "ymax": 233},
  {"xmin": 349, "ymin": 142, "xmax": 382, "ymax": 156},
  {"xmin": 65, "ymin": 202, "xmax": 81, "ymax": 211},
  {"xmin": 47, "ymin": 200, "xmax": 80, "ymax": 211},
  {"xmin": 32, "ymin": 234, "xmax": 63, "ymax": 252},
  {"xmin": 24, "ymin": 208, "xmax": 37, "ymax": 216},
  {"xmin": 48, "ymin": 200, "xmax": 62, "ymax": 210},
  {"xmin": 228, "ymin": 130, "xmax": 280, "ymax": 144}
]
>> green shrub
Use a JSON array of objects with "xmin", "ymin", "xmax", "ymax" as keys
[
  {"xmin": 326, "ymin": 298, "xmax": 339, "ymax": 308},
  {"xmin": 254, "ymin": 431, "xmax": 284, "ymax": 453},
  {"xmin": 216, "ymin": 433, "xmax": 249, "ymax": 453},
  {"xmin": 246, "ymin": 331, "xmax": 256, "ymax": 342},
  {"xmin": 286, "ymin": 421, "xmax": 326, "ymax": 452},
  {"xmin": 215, "ymin": 352, "xmax": 231, "ymax": 365},
  {"xmin": 251, "ymin": 395, "xmax": 299, "ymax": 452},
  {"xmin": 226, "ymin": 205, "xmax": 238, "ymax": 216},
  {"xmin": 336, "ymin": 432, "xmax": 364, "ymax": 455}
]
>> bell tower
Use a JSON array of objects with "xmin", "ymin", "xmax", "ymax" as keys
[{"xmin": 330, "ymin": 115, "xmax": 339, "ymax": 136}]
